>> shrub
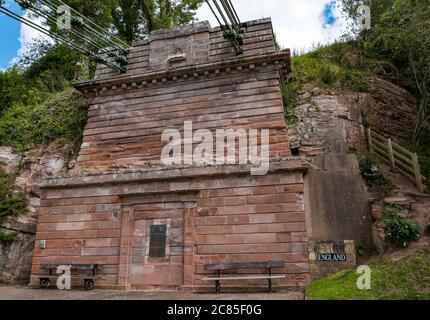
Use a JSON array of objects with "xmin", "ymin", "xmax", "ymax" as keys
[
  {"xmin": 0, "ymin": 166, "xmax": 28, "ymax": 218},
  {"xmin": 343, "ymin": 69, "xmax": 370, "ymax": 92},
  {"xmin": 366, "ymin": 175, "xmax": 395, "ymax": 201},
  {"xmin": 0, "ymin": 88, "xmax": 87, "ymax": 153},
  {"xmin": 355, "ymin": 242, "xmax": 370, "ymax": 259},
  {"xmin": 383, "ymin": 206, "xmax": 422, "ymax": 247},
  {"xmin": 281, "ymin": 82, "xmax": 300, "ymax": 126},
  {"xmin": 0, "ymin": 228, "xmax": 16, "ymax": 244},
  {"xmin": 320, "ymin": 64, "xmax": 336, "ymax": 85},
  {"xmin": 359, "ymin": 151, "xmax": 379, "ymax": 173}
]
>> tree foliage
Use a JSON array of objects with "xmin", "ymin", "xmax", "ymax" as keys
[
  {"xmin": 25, "ymin": 0, "xmax": 204, "ymax": 46},
  {"xmin": 0, "ymin": 87, "xmax": 87, "ymax": 152},
  {"xmin": 111, "ymin": 0, "xmax": 204, "ymax": 42},
  {"xmin": 0, "ymin": 166, "xmax": 28, "ymax": 219},
  {"xmin": 0, "ymin": 0, "xmax": 204, "ymax": 153},
  {"xmin": 341, "ymin": 0, "xmax": 430, "ymax": 143}
]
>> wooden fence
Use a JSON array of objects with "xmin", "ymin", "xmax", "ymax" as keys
[{"xmin": 367, "ymin": 128, "xmax": 426, "ymax": 193}]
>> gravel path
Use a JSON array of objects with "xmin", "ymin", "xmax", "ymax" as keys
[{"xmin": 0, "ymin": 286, "xmax": 304, "ymax": 300}]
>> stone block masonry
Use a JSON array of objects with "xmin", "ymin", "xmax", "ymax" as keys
[{"xmin": 30, "ymin": 18, "xmax": 310, "ymax": 291}]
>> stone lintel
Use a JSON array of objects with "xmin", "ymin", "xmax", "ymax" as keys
[{"xmin": 41, "ymin": 157, "xmax": 308, "ymax": 189}]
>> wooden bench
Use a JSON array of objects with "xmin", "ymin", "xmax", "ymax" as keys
[
  {"xmin": 39, "ymin": 264, "xmax": 103, "ymax": 291},
  {"xmin": 202, "ymin": 261, "xmax": 285, "ymax": 293}
]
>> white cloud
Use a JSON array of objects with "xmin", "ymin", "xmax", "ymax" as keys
[
  {"xmin": 196, "ymin": 0, "xmax": 349, "ymax": 54},
  {"xmin": 8, "ymin": 9, "xmax": 51, "ymax": 66},
  {"xmin": 7, "ymin": 0, "xmax": 349, "ymax": 68}
]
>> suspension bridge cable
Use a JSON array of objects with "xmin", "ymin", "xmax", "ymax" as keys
[
  {"xmin": 16, "ymin": 0, "xmax": 129, "ymax": 69},
  {"xmin": 0, "ymin": 5, "xmax": 125, "ymax": 72},
  {"xmin": 227, "ymin": 0, "xmax": 241, "ymax": 25},
  {"xmin": 17, "ymin": 0, "xmax": 128, "ymax": 54},
  {"xmin": 219, "ymin": 0, "xmax": 242, "ymax": 35},
  {"xmin": 25, "ymin": 3, "xmax": 112, "ymax": 54},
  {"xmin": 205, "ymin": 0, "xmax": 243, "ymax": 55},
  {"xmin": 219, "ymin": 0, "xmax": 236, "ymax": 27},
  {"xmin": 0, "ymin": 6, "xmax": 90, "ymax": 57},
  {"xmin": 39, "ymin": 0, "xmax": 129, "ymax": 53},
  {"xmin": 27, "ymin": 2, "xmax": 127, "ymax": 65},
  {"xmin": 223, "ymin": 0, "xmax": 240, "ymax": 26},
  {"xmin": 212, "ymin": 0, "xmax": 230, "ymax": 27},
  {"xmin": 205, "ymin": 0, "xmax": 223, "ymax": 27},
  {"xmin": 55, "ymin": 0, "xmax": 130, "ymax": 49}
]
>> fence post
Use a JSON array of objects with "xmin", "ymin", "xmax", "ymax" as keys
[
  {"xmin": 387, "ymin": 139, "xmax": 395, "ymax": 169},
  {"xmin": 412, "ymin": 153, "xmax": 424, "ymax": 194},
  {"xmin": 367, "ymin": 128, "xmax": 373, "ymax": 151}
]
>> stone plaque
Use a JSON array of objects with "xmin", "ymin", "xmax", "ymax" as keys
[
  {"xmin": 149, "ymin": 225, "xmax": 167, "ymax": 258},
  {"xmin": 317, "ymin": 253, "xmax": 347, "ymax": 262}
]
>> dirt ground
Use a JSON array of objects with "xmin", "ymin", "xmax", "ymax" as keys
[{"xmin": 0, "ymin": 286, "xmax": 304, "ymax": 300}]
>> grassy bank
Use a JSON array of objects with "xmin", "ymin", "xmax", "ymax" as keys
[{"xmin": 306, "ymin": 247, "xmax": 430, "ymax": 300}]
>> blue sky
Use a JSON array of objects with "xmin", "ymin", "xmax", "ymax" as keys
[
  {"xmin": 0, "ymin": 1, "xmax": 23, "ymax": 69},
  {"xmin": 0, "ymin": 0, "xmax": 345, "ymax": 69},
  {"xmin": 323, "ymin": 1, "xmax": 338, "ymax": 26}
]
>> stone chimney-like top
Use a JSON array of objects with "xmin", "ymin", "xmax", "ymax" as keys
[{"xmin": 87, "ymin": 18, "xmax": 284, "ymax": 82}]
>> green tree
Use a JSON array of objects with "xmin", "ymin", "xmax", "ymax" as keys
[
  {"xmin": 25, "ymin": 44, "xmax": 81, "ymax": 92},
  {"xmin": 0, "ymin": 66, "xmax": 47, "ymax": 114},
  {"xmin": 106, "ymin": 0, "xmax": 205, "ymax": 42},
  {"xmin": 14, "ymin": 0, "xmax": 204, "ymax": 79},
  {"xmin": 341, "ymin": 0, "xmax": 430, "ymax": 143},
  {"xmin": 111, "ymin": 0, "xmax": 142, "ymax": 43},
  {"xmin": 20, "ymin": 0, "xmax": 204, "ymax": 45}
]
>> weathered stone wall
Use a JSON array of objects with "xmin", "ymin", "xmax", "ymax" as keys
[
  {"xmin": 304, "ymin": 155, "xmax": 373, "ymax": 248},
  {"xmin": 342, "ymin": 77, "xmax": 417, "ymax": 141},
  {"xmin": 75, "ymin": 18, "xmax": 289, "ymax": 174},
  {"xmin": 76, "ymin": 68, "xmax": 290, "ymax": 173},
  {"xmin": 31, "ymin": 162, "xmax": 310, "ymax": 290},
  {"xmin": 289, "ymin": 92, "xmax": 373, "ymax": 247}
]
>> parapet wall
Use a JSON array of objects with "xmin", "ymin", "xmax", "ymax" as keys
[{"xmin": 95, "ymin": 19, "xmax": 278, "ymax": 79}]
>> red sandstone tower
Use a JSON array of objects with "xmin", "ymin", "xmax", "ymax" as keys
[{"xmin": 30, "ymin": 19, "xmax": 311, "ymax": 291}]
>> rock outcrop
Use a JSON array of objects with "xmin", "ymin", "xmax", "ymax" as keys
[
  {"xmin": 288, "ymin": 87, "xmax": 374, "ymax": 265},
  {"xmin": 343, "ymin": 77, "xmax": 417, "ymax": 140},
  {"xmin": 289, "ymin": 76, "xmax": 422, "ymax": 263},
  {"xmin": 0, "ymin": 145, "xmax": 70, "ymax": 284}
]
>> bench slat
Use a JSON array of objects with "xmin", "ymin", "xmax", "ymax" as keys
[
  {"xmin": 202, "ymin": 275, "xmax": 286, "ymax": 281},
  {"xmin": 204, "ymin": 261, "xmax": 284, "ymax": 271},
  {"xmin": 40, "ymin": 264, "xmax": 103, "ymax": 271},
  {"xmin": 39, "ymin": 276, "xmax": 98, "ymax": 280}
]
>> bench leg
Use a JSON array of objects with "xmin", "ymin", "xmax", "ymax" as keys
[
  {"xmin": 39, "ymin": 278, "xmax": 51, "ymax": 289},
  {"xmin": 84, "ymin": 279, "xmax": 95, "ymax": 291},
  {"xmin": 268, "ymin": 267, "xmax": 272, "ymax": 293},
  {"xmin": 215, "ymin": 280, "xmax": 221, "ymax": 293}
]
